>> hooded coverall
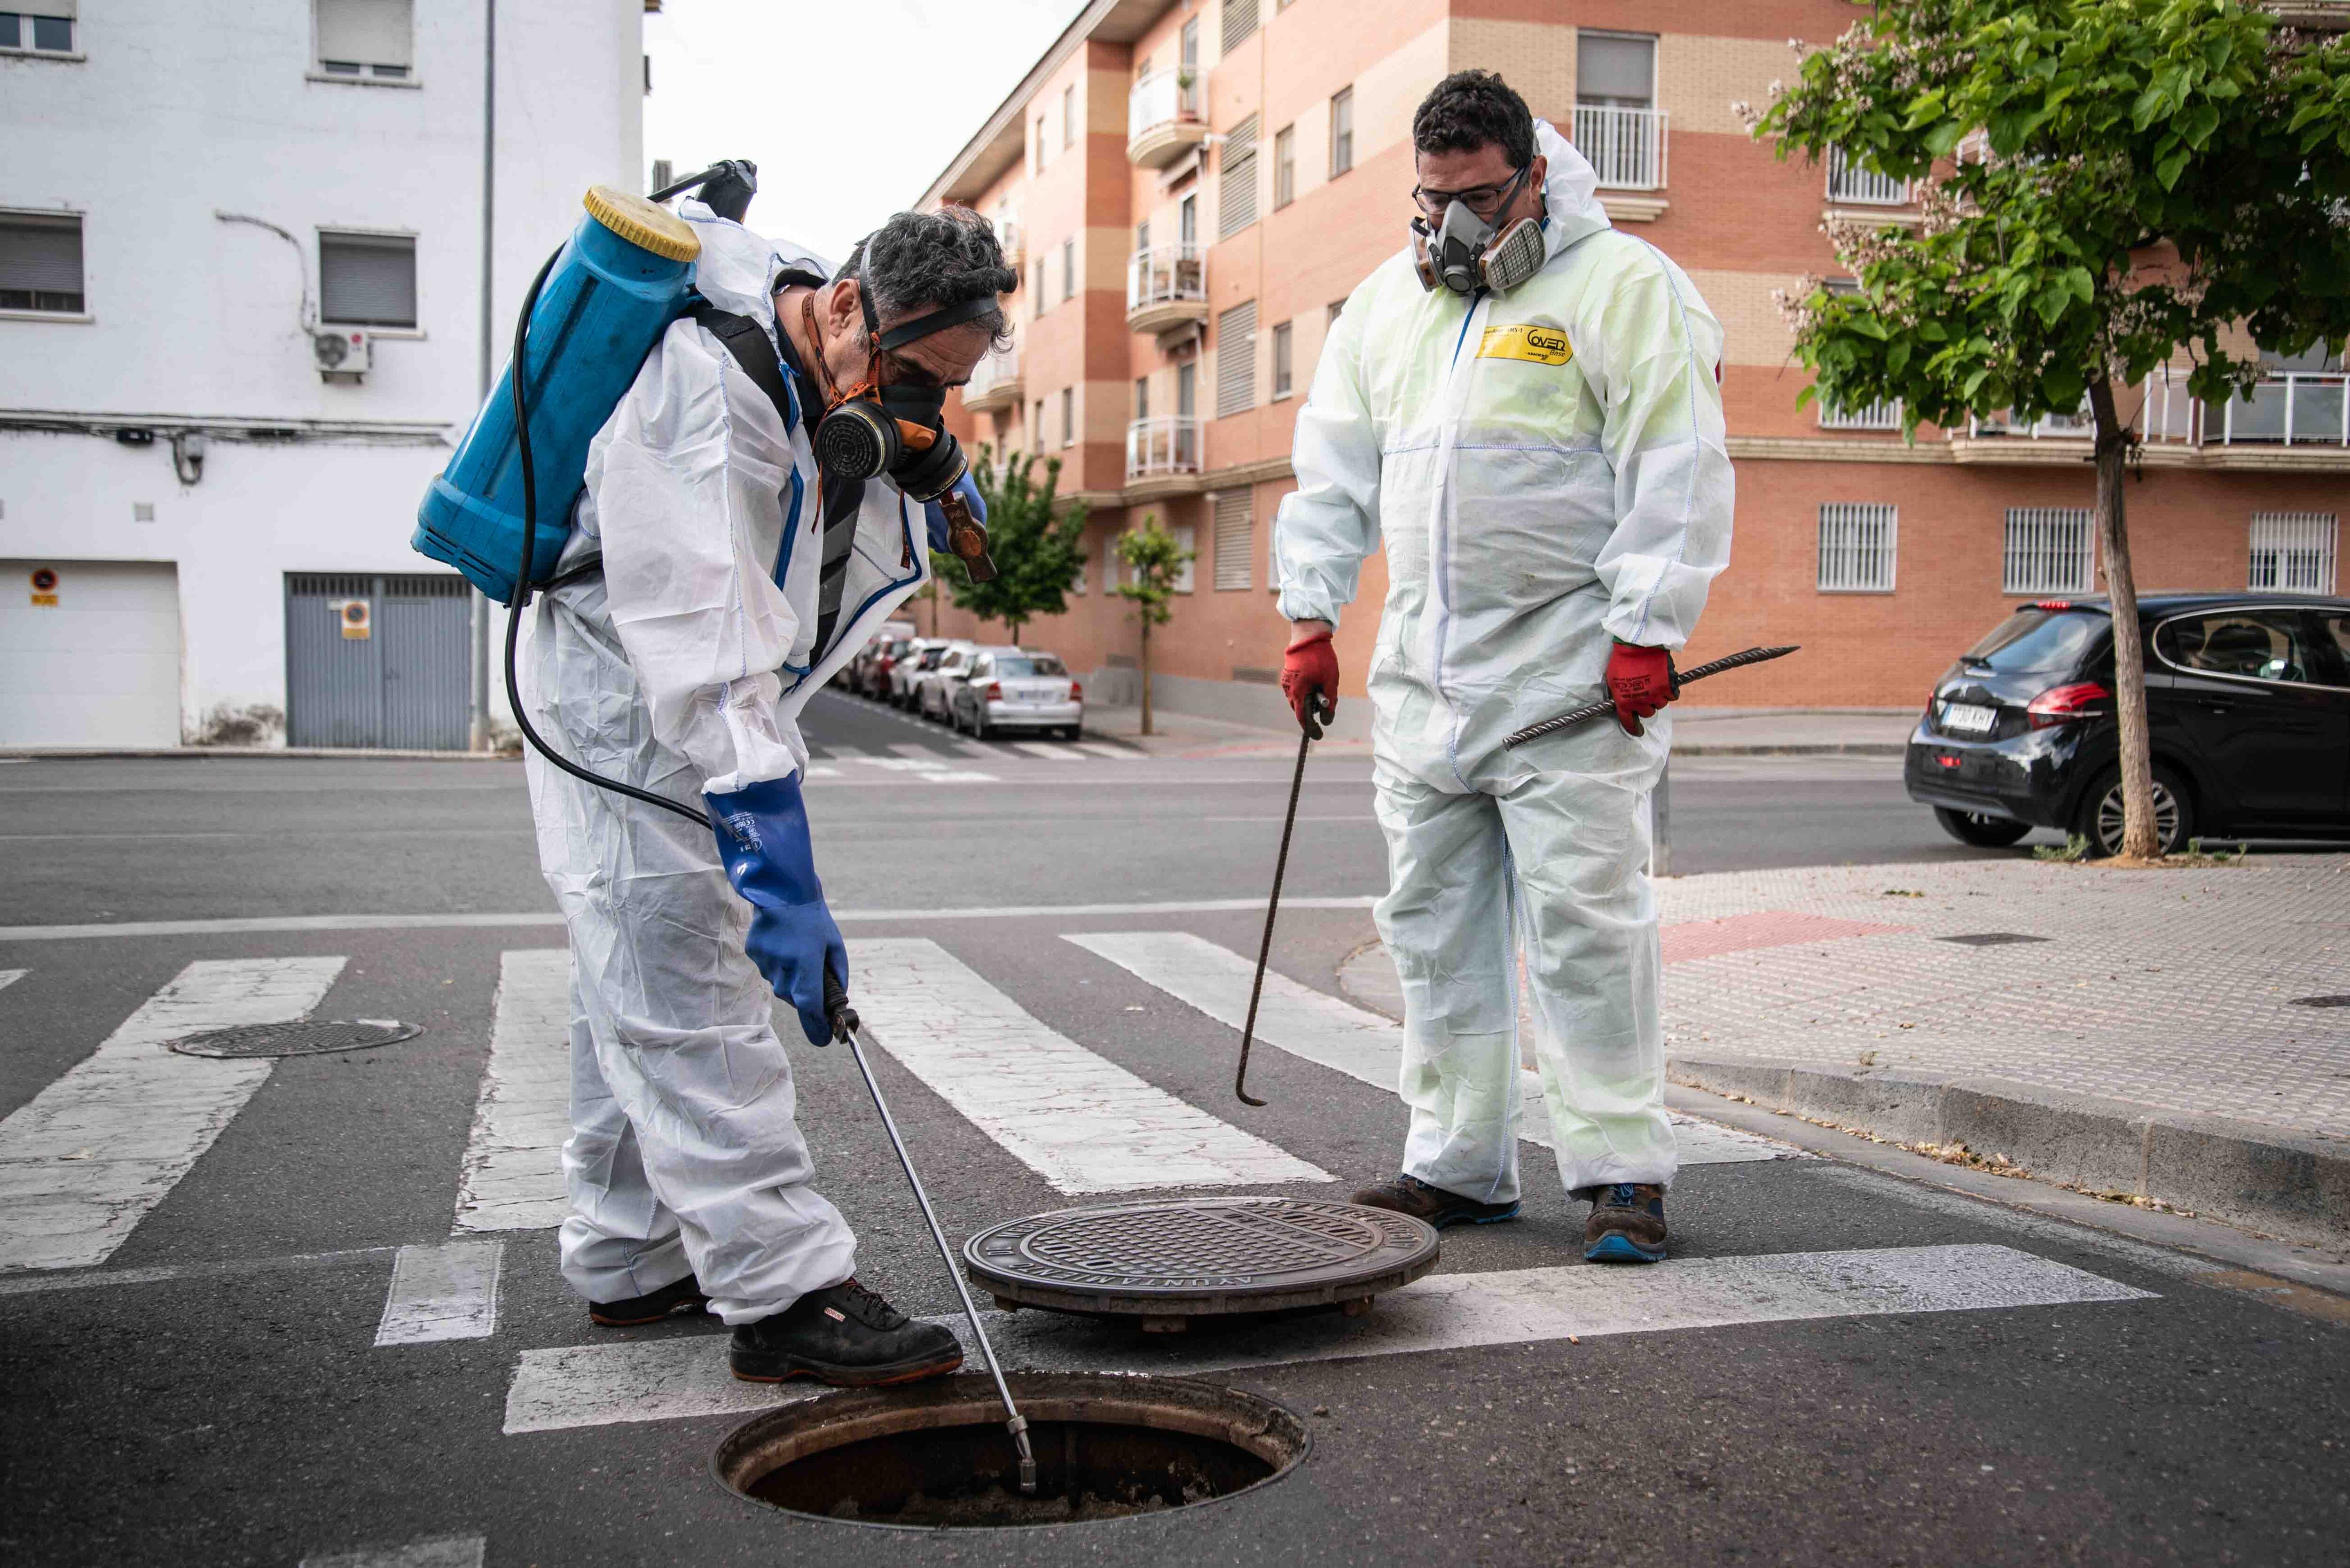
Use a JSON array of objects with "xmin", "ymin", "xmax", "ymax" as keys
[
  {"xmin": 1273, "ymin": 122, "xmax": 1734, "ymax": 1204},
  {"xmin": 521, "ymin": 206, "xmax": 932, "ymax": 1324}
]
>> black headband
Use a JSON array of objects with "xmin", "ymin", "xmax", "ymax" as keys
[{"xmin": 839, "ymin": 235, "xmax": 998, "ymax": 353}]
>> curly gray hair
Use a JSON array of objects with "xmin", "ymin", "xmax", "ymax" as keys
[{"xmin": 842, "ymin": 207, "xmax": 1018, "ymax": 351}]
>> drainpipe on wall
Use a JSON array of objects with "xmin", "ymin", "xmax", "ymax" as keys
[{"xmin": 470, "ymin": 0, "xmax": 497, "ymax": 751}]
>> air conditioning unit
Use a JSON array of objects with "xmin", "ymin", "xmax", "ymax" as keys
[{"xmin": 313, "ymin": 328, "xmax": 373, "ymax": 378}]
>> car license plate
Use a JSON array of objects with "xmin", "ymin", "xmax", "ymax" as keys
[{"xmin": 1941, "ymin": 702, "xmax": 1997, "ymax": 735}]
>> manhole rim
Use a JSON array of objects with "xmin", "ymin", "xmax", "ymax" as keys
[
  {"xmin": 963, "ymin": 1197, "xmax": 1441, "ymax": 1317},
  {"xmin": 165, "ymin": 1018, "xmax": 426, "ymax": 1059},
  {"xmin": 710, "ymin": 1371, "xmax": 1311, "ymax": 1533}
]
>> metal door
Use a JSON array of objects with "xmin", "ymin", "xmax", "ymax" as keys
[{"xmin": 286, "ymin": 573, "xmax": 471, "ymax": 749}]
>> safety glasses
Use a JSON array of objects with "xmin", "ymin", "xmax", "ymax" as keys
[{"xmin": 1410, "ymin": 162, "xmax": 1533, "ymax": 221}]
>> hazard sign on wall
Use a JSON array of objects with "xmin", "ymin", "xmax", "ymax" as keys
[{"xmin": 29, "ymin": 567, "xmax": 58, "ymax": 608}]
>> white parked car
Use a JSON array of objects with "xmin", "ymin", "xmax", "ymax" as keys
[
  {"xmin": 947, "ymin": 647, "xmax": 1083, "ymax": 741},
  {"xmin": 887, "ymin": 638, "xmax": 952, "ymax": 709},
  {"xmin": 913, "ymin": 640, "xmax": 977, "ymax": 721}
]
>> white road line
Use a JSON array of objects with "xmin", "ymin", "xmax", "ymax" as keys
[
  {"xmin": 1066, "ymin": 931, "xmax": 1799, "ymax": 1167},
  {"xmin": 854, "ymin": 937, "xmax": 1331, "ymax": 1194},
  {"xmin": 374, "ymin": 1240, "xmax": 504, "ymax": 1346},
  {"xmin": 1011, "ymin": 741, "xmax": 1082, "ymax": 761},
  {"xmin": 504, "ymin": 1243, "xmax": 2153, "ymax": 1432},
  {"xmin": 1075, "ymin": 742, "xmax": 1141, "ymax": 761},
  {"xmin": 847, "ymin": 754, "xmax": 949, "ymax": 772},
  {"xmin": 0, "ymin": 1244, "xmax": 395, "ymax": 1298},
  {"xmin": 804, "ymin": 764, "xmax": 842, "ymax": 779},
  {"xmin": 299, "ymin": 1536, "xmax": 486, "ymax": 1568},
  {"xmin": 453, "ymin": 950, "xmax": 572, "ymax": 1234},
  {"xmin": 0, "ymin": 957, "xmax": 346, "ymax": 1272},
  {"xmin": 918, "ymin": 770, "xmax": 1000, "ymax": 784},
  {"xmin": 0, "ymin": 968, "xmax": 24, "ymax": 992}
]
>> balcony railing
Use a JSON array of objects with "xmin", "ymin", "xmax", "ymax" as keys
[
  {"xmin": 1128, "ymin": 69, "xmax": 1201, "ymax": 143},
  {"xmin": 1127, "ymin": 242, "xmax": 1206, "ymax": 313},
  {"xmin": 1819, "ymin": 396, "xmax": 1903, "ymax": 431},
  {"xmin": 1970, "ymin": 405, "xmax": 2094, "ymax": 438},
  {"xmin": 1126, "ymin": 415, "xmax": 1201, "ymax": 480},
  {"xmin": 1963, "ymin": 369, "xmax": 2350, "ymax": 450},
  {"xmin": 962, "ymin": 344, "xmax": 1020, "ymax": 411},
  {"xmin": 1826, "ymin": 147, "xmax": 1909, "ymax": 205},
  {"xmin": 1572, "ymin": 104, "xmax": 1668, "ymax": 190}
]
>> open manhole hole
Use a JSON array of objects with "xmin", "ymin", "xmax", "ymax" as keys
[
  {"xmin": 2293, "ymin": 994, "xmax": 2350, "ymax": 1009},
  {"xmin": 167, "ymin": 1020, "xmax": 423, "ymax": 1059},
  {"xmin": 965, "ymin": 1197, "xmax": 1440, "ymax": 1330},
  {"xmin": 1935, "ymin": 932, "xmax": 2052, "ymax": 947},
  {"xmin": 715, "ymin": 1373, "xmax": 1305, "ymax": 1529}
]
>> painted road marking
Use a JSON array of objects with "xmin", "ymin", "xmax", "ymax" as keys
[
  {"xmin": 453, "ymin": 950, "xmax": 572, "ymax": 1234},
  {"xmin": 854, "ymin": 937, "xmax": 1331, "ymax": 1194},
  {"xmin": 1075, "ymin": 742, "xmax": 1141, "ymax": 761},
  {"xmin": 0, "ymin": 1245, "xmax": 395, "ymax": 1298},
  {"xmin": 374, "ymin": 1240, "xmax": 504, "ymax": 1346},
  {"xmin": 1011, "ymin": 741, "xmax": 1082, "ymax": 762},
  {"xmin": 0, "ymin": 958, "xmax": 346, "ymax": 1272},
  {"xmin": 299, "ymin": 1536, "xmax": 485, "ymax": 1568},
  {"xmin": 0, "ymin": 968, "xmax": 24, "ymax": 992},
  {"xmin": 504, "ymin": 1243, "xmax": 2153, "ymax": 1433},
  {"xmin": 1067, "ymin": 931, "xmax": 1800, "ymax": 1166}
]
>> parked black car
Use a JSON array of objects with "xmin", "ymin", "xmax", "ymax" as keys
[{"xmin": 1904, "ymin": 593, "xmax": 2350, "ymax": 855}]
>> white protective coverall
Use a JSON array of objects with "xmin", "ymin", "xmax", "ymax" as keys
[
  {"xmin": 1273, "ymin": 121, "xmax": 1733, "ymax": 1204},
  {"xmin": 521, "ymin": 204, "xmax": 932, "ymax": 1324}
]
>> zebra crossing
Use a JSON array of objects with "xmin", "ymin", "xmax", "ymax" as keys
[{"xmin": 800, "ymin": 736, "xmax": 1141, "ymax": 782}]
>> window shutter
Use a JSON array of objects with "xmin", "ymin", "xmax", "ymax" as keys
[
  {"xmin": 1219, "ymin": 115, "xmax": 1260, "ymax": 238},
  {"xmin": 1212, "ymin": 491, "xmax": 1253, "ymax": 590},
  {"xmin": 1221, "ymin": 0, "xmax": 1258, "ymax": 53},
  {"xmin": 319, "ymin": 232, "xmax": 416, "ymax": 327},
  {"xmin": 1215, "ymin": 300, "xmax": 1257, "ymax": 417},
  {"xmin": 2002, "ymin": 507, "xmax": 2096, "ymax": 595},
  {"xmin": 1575, "ymin": 32, "xmax": 1654, "ymax": 104},
  {"xmin": 0, "ymin": 214, "xmax": 85, "ymax": 295},
  {"xmin": 317, "ymin": 0, "xmax": 414, "ymax": 69}
]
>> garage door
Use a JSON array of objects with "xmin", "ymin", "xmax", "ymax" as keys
[
  {"xmin": 285, "ymin": 573, "xmax": 472, "ymax": 749},
  {"xmin": 0, "ymin": 560, "xmax": 182, "ymax": 748}
]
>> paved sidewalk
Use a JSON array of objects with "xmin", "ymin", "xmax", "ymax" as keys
[{"xmin": 1338, "ymin": 854, "xmax": 2350, "ymax": 1245}]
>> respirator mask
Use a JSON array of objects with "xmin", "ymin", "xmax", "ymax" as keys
[
  {"xmin": 1410, "ymin": 162, "xmax": 1546, "ymax": 297},
  {"xmin": 802, "ymin": 244, "xmax": 995, "ymax": 502}
]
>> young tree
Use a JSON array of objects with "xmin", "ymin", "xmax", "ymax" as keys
[
  {"xmin": 1751, "ymin": 0, "xmax": 2350, "ymax": 858},
  {"xmin": 934, "ymin": 448, "xmax": 1089, "ymax": 646},
  {"xmin": 1113, "ymin": 514, "xmax": 1195, "ymax": 737}
]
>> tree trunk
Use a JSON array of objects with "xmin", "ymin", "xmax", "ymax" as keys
[
  {"xmin": 2088, "ymin": 375, "xmax": 2159, "ymax": 859},
  {"xmin": 1138, "ymin": 617, "xmax": 1154, "ymax": 737}
]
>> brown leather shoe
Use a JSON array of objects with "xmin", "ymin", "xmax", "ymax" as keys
[
  {"xmin": 1583, "ymin": 1183, "xmax": 1668, "ymax": 1263},
  {"xmin": 1350, "ymin": 1172, "xmax": 1520, "ymax": 1229}
]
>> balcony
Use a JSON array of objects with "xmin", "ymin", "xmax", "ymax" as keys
[
  {"xmin": 1126, "ymin": 243, "xmax": 1207, "ymax": 335},
  {"xmin": 1572, "ymin": 104, "xmax": 1668, "ymax": 191},
  {"xmin": 1818, "ymin": 395, "xmax": 1903, "ymax": 432},
  {"xmin": 962, "ymin": 344, "xmax": 1021, "ymax": 414},
  {"xmin": 1127, "ymin": 70, "xmax": 1208, "ymax": 168},
  {"xmin": 1126, "ymin": 415, "xmax": 1201, "ymax": 481},
  {"xmin": 1825, "ymin": 147, "xmax": 1909, "ymax": 206},
  {"xmin": 1946, "ymin": 369, "xmax": 2350, "ymax": 469}
]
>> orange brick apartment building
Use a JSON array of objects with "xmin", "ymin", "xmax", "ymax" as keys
[{"xmin": 918, "ymin": 0, "xmax": 2347, "ymax": 726}]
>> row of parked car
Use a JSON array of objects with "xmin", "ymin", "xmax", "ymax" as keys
[{"xmin": 838, "ymin": 632, "xmax": 1086, "ymax": 741}]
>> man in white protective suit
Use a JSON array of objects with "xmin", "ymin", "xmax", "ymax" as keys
[
  {"xmin": 1273, "ymin": 71, "xmax": 1732, "ymax": 1262},
  {"xmin": 524, "ymin": 205, "xmax": 1008, "ymax": 1381}
]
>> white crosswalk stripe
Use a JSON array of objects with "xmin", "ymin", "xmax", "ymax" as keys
[
  {"xmin": 0, "ymin": 957, "xmax": 346, "ymax": 1271},
  {"xmin": 299, "ymin": 1536, "xmax": 485, "ymax": 1568},
  {"xmin": 831, "ymin": 752, "xmax": 998, "ymax": 783},
  {"xmin": 0, "ymin": 968, "xmax": 25, "ymax": 993},
  {"xmin": 375, "ymin": 1240, "xmax": 504, "ymax": 1346},
  {"xmin": 453, "ymin": 950, "xmax": 572, "ymax": 1234},
  {"xmin": 1065, "ymin": 931, "xmax": 1801, "ymax": 1166},
  {"xmin": 1074, "ymin": 742, "xmax": 1141, "ymax": 761},
  {"xmin": 853, "ymin": 937, "xmax": 1331, "ymax": 1193},
  {"xmin": 1010, "ymin": 741, "xmax": 1082, "ymax": 761},
  {"xmin": 501, "ymin": 1241, "xmax": 2154, "ymax": 1433}
]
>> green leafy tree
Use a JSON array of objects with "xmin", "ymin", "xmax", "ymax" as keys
[
  {"xmin": 933, "ymin": 448, "xmax": 1088, "ymax": 646},
  {"xmin": 1751, "ymin": 0, "xmax": 2350, "ymax": 858},
  {"xmin": 1113, "ymin": 514, "xmax": 1195, "ymax": 736}
]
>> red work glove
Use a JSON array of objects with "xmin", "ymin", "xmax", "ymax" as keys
[
  {"xmin": 1281, "ymin": 625, "xmax": 1340, "ymax": 739},
  {"xmin": 1606, "ymin": 641, "xmax": 1677, "ymax": 737}
]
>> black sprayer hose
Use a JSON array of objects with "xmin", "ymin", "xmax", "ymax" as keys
[{"xmin": 501, "ymin": 244, "xmax": 712, "ymax": 831}]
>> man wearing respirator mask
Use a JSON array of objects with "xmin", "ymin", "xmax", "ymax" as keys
[
  {"xmin": 523, "ymin": 205, "xmax": 1007, "ymax": 1385},
  {"xmin": 1272, "ymin": 72, "xmax": 1733, "ymax": 1263}
]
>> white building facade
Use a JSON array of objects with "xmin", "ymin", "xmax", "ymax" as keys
[{"xmin": 0, "ymin": 0, "xmax": 645, "ymax": 748}]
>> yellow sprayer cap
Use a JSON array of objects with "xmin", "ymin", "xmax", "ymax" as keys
[{"xmin": 582, "ymin": 185, "xmax": 700, "ymax": 262}]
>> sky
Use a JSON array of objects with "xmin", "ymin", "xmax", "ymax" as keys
[{"xmin": 642, "ymin": 0, "xmax": 1088, "ymax": 262}]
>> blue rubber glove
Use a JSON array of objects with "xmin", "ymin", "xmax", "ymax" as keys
[
  {"xmin": 922, "ymin": 469, "xmax": 987, "ymax": 553},
  {"xmin": 705, "ymin": 774, "xmax": 846, "ymax": 1047}
]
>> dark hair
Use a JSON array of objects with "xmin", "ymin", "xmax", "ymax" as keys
[
  {"xmin": 850, "ymin": 207, "xmax": 1018, "ymax": 349},
  {"xmin": 1411, "ymin": 70, "xmax": 1535, "ymax": 170}
]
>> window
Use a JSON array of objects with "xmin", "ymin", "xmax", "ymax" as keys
[
  {"xmin": 1104, "ymin": 528, "xmax": 1123, "ymax": 593},
  {"xmin": 2249, "ymin": 512, "xmax": 2338, "ymax": 594},
  {"xmin": 1826, "ymin": 145, "xmax": 1908, "ymax": 205},
  {"xmin": 1274, "ymin": 125, "xmax": 1296, "ymax": 209},
  {"xmin": 649, "ymin": 158, "xmax": 674, "ymax": 195},
  {"xmin": 1060, "ymin": 237, "xmax": 1074, "ymax": 302},
  {"xmin": 1222, "ymin": 0, "xmax": 1258, "ymax": 54},
  {"xmin": 1327, "ymin": 298, "xmax": 1345, "ymax": 328},
  {"xmin": 1033, "ymin": 399, "xmax": 1045, "ymax": 447},
  {"xmin": 1060, "ymin": 386, "xmax": 1074, "ymax": 448},
  {"xmin": 1034, "ymin": 115, "xmax": 1048, "ymax": 172},
  {"xmin": 1220, "ymin": 115, "xmax": 1261, "ymax": 239},
  {"xmin": 0, "ymin": 212, "xmax": 85, "ymax": 313},
  {"xmin": 1063, "ymin": 84, "xmax": 1077, "ymax": 148},
  {"xmin": 1816, "ymin": 504, "xmax": 1897, "ymax": 593},
  {"xmin": 316, "ymin": 0, "xmax": 413, "ymax": 79},
  {"xmin": 1576, "ymin": 31, "xmax": 1655, "ymax": 108},
  {"xmin": 2002, "ymin": 507, "xmax": 2096, "ymax": 595},
  {"xmin": 1329, "ymin": 87, "xmax": 1355, "ymax": 177},
  {"xmin": 1272, "ymin": 320, "xmax": 1294, "ymax": 399},
  {"xmin": 1178, "ymin": 194, "xmax": 1198, "ymax": 247},
  {"xmin": 1032, "ymin": 259, "xmax": 1044, "ymax": 318},
  {"xmin": 1575, "ymin": 31, "xmax": 1662, "ymax": 189},
  {"xmin": 1176, "ymin": 361, "xmax": 1197, "ymax": 419},
  {"xmin": 1216, "ymin": 300, "xmax": 1258, "ymax": 417},
  {"xmin": 1171, "ymin": 523, "xmax": 1198, "ymax": 592},
  {"xmin": 1181, "ymin": 17, "xmax": 1199, "ymax": 72},
  {"xmin": 319, "ymin": 232, "xmax": 416, "ymax": 328},
  {"xmin": 1135, "ymin": 218, "xmax": 1150, "ymax": 254},
  {"xmin": 1, "ymin": 6, "xmax": 75, "ymax": 55},
  {"xmin": 2157, "ymin": 610, "xmax": 2329, "ymax": 685},
  {"xmin": 1212, "ymin": 491, "xmax": 1253, "ymax": 590},
  {"xmin": 1134, "ymin": 375, "xmax": 1150, "ymax": 420}
]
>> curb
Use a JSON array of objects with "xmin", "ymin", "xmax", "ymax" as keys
[
  {"xmin": 1667, "ymin": 741, "xmax": 1907, "ymax": 757},
  {"xmin": 0, "ymin": 747, "xmax": 514, "ymax": 762},
  {"xmin": 1668, "ymin": 1054, "xmax": 2350, "ymax": 1246}
]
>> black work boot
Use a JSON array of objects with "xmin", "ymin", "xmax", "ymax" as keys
[
  {"xmin": 1583, "ymin": 1183, "xmax": 1668, "ymax": 1263},
  {"xmin": 589, "ymin": 1273, "xmax": 710, "ymax": 1327},
  {"xmin": 729, "ymin": 1278, "xmax": 964, "ymax": 1387},
  {"xmin": 1350, "ymin": 1172, "xmax": 1521, "ymax": 1229}
]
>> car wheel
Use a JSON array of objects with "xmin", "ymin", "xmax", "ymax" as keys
[
  {"xmin": 972, "ymin": 710, "xmax": 990, "ymax": 741},
  {"xmin": 2075, "ymin": 764, "xmax": 2194, "ymax": 858},
  {"xmin": 1932, "ymin": 807, "xmax": 2032, "ymax": 849},
  {"xmin": 1061, "ymin": 725, "xmax": 1081, "ymax": 742}
]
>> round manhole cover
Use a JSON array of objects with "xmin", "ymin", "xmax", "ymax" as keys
[
  {"xmin": 167, "ymin": 1020, "xmax": 424, "ymax": 1059},
  {"xmin": 964, "ymin": 1197, "xmax": 1439, "ymax": 1326}
]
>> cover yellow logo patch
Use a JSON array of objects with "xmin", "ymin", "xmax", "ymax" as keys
[{"xmin": 1478, "ymin": 323, "xmax": 1574, "ymax": 367}]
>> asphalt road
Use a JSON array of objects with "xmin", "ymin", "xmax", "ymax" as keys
[{"xmin": 2, "ymin": 695, "xmax": 2343, "ymax": 1566}]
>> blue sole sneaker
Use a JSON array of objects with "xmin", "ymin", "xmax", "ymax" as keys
[{"xmin": 1583, "ymin": 1182, "xmax": 1668, "ymax": 1263}]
